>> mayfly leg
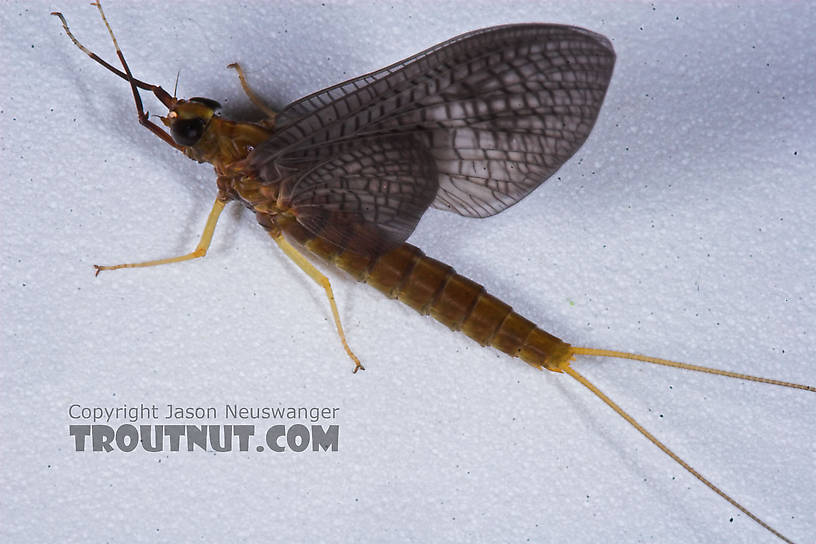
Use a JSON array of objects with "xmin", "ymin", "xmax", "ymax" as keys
[
  {"xmin": 51, "ymin": 2, "xmax": 181, "ymax": 150},
  {"xmin": 93, "ymin": 198, "xmax": 227, "ymax": 276},
  {"xmin": 270, "ymin": 232, "xmax": 365, "ymax": 373},
  {"xmin": 52, "ymin": 2, "xmax": 231, "ymax": 276},
  {"xmin": 227, "ymin": 63, "xmax": 277, "ymax": 123}
]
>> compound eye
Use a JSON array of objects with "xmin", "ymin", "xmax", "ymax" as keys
[
  {"xmin": 189, "ymin": 97, "xmax": 222, "ymax": 110},
  {"xmin": 170, "ymin": 117, "xmax": 206, "ymax": 146}
]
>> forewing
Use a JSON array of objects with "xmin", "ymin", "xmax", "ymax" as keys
[
  {"xmin": 250, "ymin": 24, "xmax": 615, "ymax": 219},
  {"xmin": 279, "ymin": 134, "xmax": 438, "ymax": 255}
]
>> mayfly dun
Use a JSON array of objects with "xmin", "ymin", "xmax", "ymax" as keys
[{"xmin": 53, "ymin": 3, "xmax": 812, "ymax": 542}]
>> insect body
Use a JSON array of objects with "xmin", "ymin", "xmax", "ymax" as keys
[{"xmin": 53, "ymin": 4, "xmax": 812, "ymax": 542}]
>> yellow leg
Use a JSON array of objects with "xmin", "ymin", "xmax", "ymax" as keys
[
  {"xmin": 272, "ymin": 233, "xmax": 365, "ymax": 373},
  {"xmin": 227, "ymin": 63, "xmax": 277, "ymax": 121},
  {"xmin": 94, "ymin": 198, "xmax": 226, "ymax": 275}
]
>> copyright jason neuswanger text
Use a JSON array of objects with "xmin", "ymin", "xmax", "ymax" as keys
[{"xmin": 67, "ymin": 403, "xmax": 340, "ymax": 453}]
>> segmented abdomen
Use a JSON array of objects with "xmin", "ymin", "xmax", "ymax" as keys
[{"xmin": 278, "ymin": 217, "xmax": 573, "ymax": 372}]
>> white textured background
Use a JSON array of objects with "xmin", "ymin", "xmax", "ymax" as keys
[{"xmin": 2, "ymin": 1, "xmax": 814, "ymax": 543}]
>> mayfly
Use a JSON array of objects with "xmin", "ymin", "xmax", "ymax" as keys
[{"xmin": 53, "ymin": 3, "xmax": 812, "ymax": 542}]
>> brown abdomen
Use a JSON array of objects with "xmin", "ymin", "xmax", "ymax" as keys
[{"xmin": 280, "ymin": 219, "xmax": 573, "ymax": 372}]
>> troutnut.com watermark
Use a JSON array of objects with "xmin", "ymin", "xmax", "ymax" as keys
[{"xmin": 68, "ymin": 403, "xmax": 340, "ymax": 453}]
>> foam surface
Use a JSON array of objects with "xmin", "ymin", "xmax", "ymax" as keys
[{"xmin": 2, "ymin": 1, "xmax": 814, "ymax": 542}]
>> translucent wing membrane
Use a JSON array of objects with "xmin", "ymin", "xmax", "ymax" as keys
[
  {"xmin": 282, "ymin": 135, "xmax": 438, "ymax": 255},
  {"xmin": 249, "ymin": 24, "xmax": 615, "ymax": 254}
]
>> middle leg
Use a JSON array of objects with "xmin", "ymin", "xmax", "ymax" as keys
[{"xmin": 271, "ymin": 232, "xmax": 365, "ymax": 373}]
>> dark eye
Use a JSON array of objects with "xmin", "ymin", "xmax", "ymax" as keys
[
  {"xmin": 189, "ymin": 97, "xmax": 222, "ymax": 110},
  {"xmin": 171, "ymin": 118, "xmax": 206, "ymax": 146}
]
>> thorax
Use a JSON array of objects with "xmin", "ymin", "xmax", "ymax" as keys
[{"xmin": 183, "ymin": 117, "xmax": 287, "ymax": 215}]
